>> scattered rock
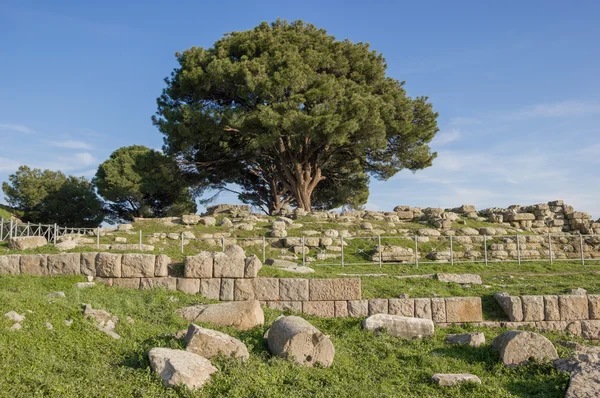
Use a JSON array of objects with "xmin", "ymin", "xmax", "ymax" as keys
[
  {"xmin": 554, "ymin": 344, "xmax": 600, "ymax": 398},
  {"xmin": 267, "ymin": 315, "xmax": 335, "ymax": 367},
  {"xmin": 83, "ymin": 304, "xmax": 120, "ymax": 339},
  {"xmin": 64, "ymin": 319, "xmax": 73, "ymax": 327},
  {"xmin": 4, "ymin": 311, "xmax": 25, "ymax": 322},
  {"xmin": 492, "ymin": 330, "xmax": 558, "ymax": 366},
  {"xmin": 446, "ymin": 332, "xmax": 485, "ymax": 347},
  {"xmin": 148, "ymin": 347, "xmax": 218, "ymax": 391},
  {"xmin": 436, "ymin": 273, "xmax": 482, "ymax": 285},
  {"xmin": 114, "ymin": 237, "xmax": 127, "ymax": 243},
  {"xmin": 126, "ymin": 316, "xmax": 135, "ymax": 325},
  {"xmin": 265, "ymin": 258, "xmax": 298, "ymax": 268},
  {"xmin": 432, "ymin": 373, "xmax": 481, "ymax": 386},
  {"xmin": 8, "ymin": 236, "xmax": 48, "ymax": 250},
  {"xmin": 55, "ymin": 240, "xmax": 78, "ymax": 251},
  {"xmin": 569, "ymin": 288, "xmax": 588, "ymax": 295},
  {"xmin": 185, "ymin": 324, "xmax": 249, "ymax": 362},
  {"xmin": 10, "ymin": 323, "xmax": 22, "ymax": 330},
  {"xmin": 74, "ymin": 282, "xmax": 95, "ymax": 289},
  {"xmin": 47, "ymin": 291, "xmax": 66, "ymax": 298},
  {"xmin": 177, "ymin": 300, "xmax": 264, "ymax": 331},
  {"xmin": 45, "ymin": 322, "xmax": 53, "ymax": 330},
  {"xmin": 363, "ymin": 314, "xmax": 434, "ymax": 339}
]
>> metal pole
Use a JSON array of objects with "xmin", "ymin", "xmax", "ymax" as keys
[
  {"xmin": 340, "ymin": 236, "xmax": 344, "ymax": 267},
  {"xmin": 548, "ymin": 233, "xmax": 553, "ymax": 265},
  {"xmin": 414, "ymin": 235, "xmax": 419, "ymax": 268},
  {"xmin": 27, "ymin": 222, "xmax": 30, "ymax": 236},
  {"xmin": 516, "ymin": 235, "xmax": 521, "ymax": 265},
  {"xmin": 181, "ymin": 232, "xmax": 184, "ymax": 254},
  {"xmin": 484, "ymin": 235, "xmax": 488, "ymax": 266},
  {"xmin": 378, "ymin": 235, "xmax": 382, "ymax": 268},
  {"xmin": 0, "ymin": 219, "xmax": 3, "ymax": 241},
  {"xmin": 450, "ymin": 235, "xmax": 454, "ymax": 266},
  {"xmin": 580, "ymin": 234, "xmax": 585, "ymax": 266},
  {"xmin": 139, "ymin": 230, "xmax": 142, "ymax": 250},
  {"xmin": 262, "ymin": 236, "xmax": 266, "ymax": 262},
  {"xmin": 9, "ymin": 219, "xmax": 13, "ymax": 238},
  {"xmin": 96, "ymin": 227, "xmax": 100, "ymax": 249},
  {"xmin": 221, "ymin": 237, "xmax": 225, "ymax": 252},
  {"xmin": 302, "ymin": 237, "xmax": 306, "ymax": 267},
  {"xmin": 53, "ymin": 223, "xmax": 57, "ymax": 244}
]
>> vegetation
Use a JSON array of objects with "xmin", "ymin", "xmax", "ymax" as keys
[
  {"xmin": 153, "ymin": 19, "xmax": 438, "ymax": 214},
  {"xmin": 1, "ymin": 166, "xmax": 104, "ymax": 227},
  {"xmin": 0, "ymin": 274, "xmax": 575, "ymax": 397},
  {"xmin": 94, "ymin": 145, "xmax": 197, "ymax": 222}
]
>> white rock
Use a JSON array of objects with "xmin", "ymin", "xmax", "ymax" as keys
[
  {"xmin": 363, "ymin": 314, "xmax": 434, "ymax": 339},
  {"xmin": 148, "ymin": 347, "xmax": 218, "ymax": 391},
  {"xmin": 4, "ymin": 311, "xmax": 25, "ymax": 322},
  {"xmin": 432, "ymin": 373, "xmax": 481, "ymax": 386},
  {"xmin": 185, "ymin": 324, "xmax": 249, "ymax": 362}
]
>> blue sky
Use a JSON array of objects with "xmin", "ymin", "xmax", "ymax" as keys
[{"xmin": 1, "ymin": 1, "xmax": 599, "ymax": 216}]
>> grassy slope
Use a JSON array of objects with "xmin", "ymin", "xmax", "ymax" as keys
[
  {"xmin": 0, "ymin": 274, "xmax": 575, "ymax": 398},
  {"xmin": 0, "ymin": 208, "xmax": 12, "ymax": 220}
]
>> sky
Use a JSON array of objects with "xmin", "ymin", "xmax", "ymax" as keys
[{"xmin": 1, "ymin": 0, "xmax": 599, "ymax": 217}]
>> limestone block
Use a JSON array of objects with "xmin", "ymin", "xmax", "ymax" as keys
[
  {"xmin": 414, "ymin": 298, "xmax": 432, "ymax": 320},
  {"xmin": 368, "ymin": 298, "xmax": 388, "ymax": 315},
  {"xmin": 113, "ymin": 278, "xmax": 141, "ymax": 289},
  {"xmin": 431, "ymin": 298, "xmax": 447, "ymax": 323},
  {"xmin": 96, "ymin": 253, "xmax": 121, "ymax": 277},
  {"xmin": 177, "ymin": 278, "xmax": 200, "ymax": 295},
  {"xmin": 140, "ymin": 277, "xmax": 176, "ymax": 290},
  {"xmin": 253, "ymin": 278, "xmax": 279, "ymax": 301},
  {"xmin": 521, "ymin": 296, "xmax": 545, "ymax": 322},
  {"xmin": 559, "ymin": 295, "xmax": 589, "ymax": 321},
  {"xmin": 0, "ymin": 255, "xmax": 20, "ymax": 274},
  {"xmin": 309, "ymin": 278, "xmax": 361, "ymax": 301},
  {"xmin": 495, "ymin": 292, "xmax": 523, "ymax": 321},
  {"xmin": 20, "ymin": 254, "xmax": 48, "ymax": 275},
  {"xmin": 445, "ymin": 297, "xmax": 483, "ymax": 323},
  {"xmin": 544, "ymin": 295, "xmax": 561, "ymax": 321},
  {"xmin": 155, "ymin": 254, "xmax": 171, "ymax": 277},
  {"xmin": 220, "ymin": 278, "xmax": 234, "ymax": 301},
  {"xmin": 80, "ymin": 252, "xmax": 97, "ymax": 276},
  {"xmin": 335, "ymin": 301, "xmax": 349, "ymax": 317},
  {"xmin": 302, "ymin": 301, "xmax": 335, "ymax": 317},
  {"xmin": 121, "ymin": 254, "xmax": 155, "ymax": 277},
  {"xmin": 363, "ymin": 314, "xmax": 434, "ymax": 339},
  {"xmin": 200, "ymin": 278, "xmax": 221, "ymax": 300},
  {"xmin": 588, "ymin": 295, "xmax": 600, "ymax": 319},
  {"xmin": 185, "ymin": 252, "xmax": 213, "ymax": 278},
  {"xmin": 388, "ymin": 298, "xmax": 414, "ymax": 317},
  {"xmin": 279, "ymin": 278, "xmax": 309, "ymax": 301},
  {"xmin": 347, "ymin": 300, "xmax": 368, "ymax": 317},
  {"xmin": 266, "ymin": 301, "xmax": 303, "ymax": 313}
]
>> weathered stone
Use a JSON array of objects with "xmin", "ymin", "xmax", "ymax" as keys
[
  {"xmin": 177, "ymin": 278, "xmax": 200, "ymax": 295},
  {"xmin": 414, "ymin": 298, "xmax": 432, "ymax": 320},
  {"xmin": 8, "ymin": 236, "xmax": 47, "ymax": 250},
  {"xmin": 185, "ymin": 324, "xmax": 249, "ymax": 361},
  {"xmin": 48, "ymin": 253, "xmax": 81, "ymax": 275},
  {"xmin": 233, "ymin": 279, "xmax": 254, "ymax": 301},
  {"xmin": 219, "ymin": 278, "xmax": 234, "ymax": 301},
  {"xmin": 83, "ymin": 303, "xmax": 120, "ymax": 339},
  {"xmin": 560, "ymin": 295, "xmax": 589, "ymax": 321},
  {"xmin": 181, "ymin": 214, "xmax": 201, "ymax": 225},
  {"xmin": 368, "ymin": 298, "xmax": 388, "ymax": 315},
  {"xmin": 308, "ymin": 278, "xmax": 361, "ymax": 301},
  {"xmin": 4, "ymin": 311, "xmax": 25, "ymax": 322},
  {"xmin": 140, "ymin": 277, "xmax": 177, "ymax": 291},
  {"xmin": 155, "ymin": 254, "xmax": 171, "ymax": 277},
  {"xmin": 0, "ymin": 255, "xmax": 20, "ymax": 274},
  {"xmin": 388, "ymin": 298, "xmax": 414, "ymax": 317},
  {"xmin": 244, "ymin": 255, "xmax": 262, "ymax": 278},
  {"xmin": 581, "ymin": 320, "xmax": 600, "ymax": 340},
  {"xmin": 589, "ymin": 295, "xmax": 600, "ymax": 319},
  {"xmin": 267, "ymin": 315, "xmax": 335, "ymax": 367},
  {"xmin": 80, "ymin": 252, "xmax": 97, "ymax": 276},
  {"xmin": 279, "ymin": 278, "xmax": 309, "ymax": 301},
  {"xmin": 302, "ymin": 301, "xmax": 335, "ymax": 317},
  {"xmin": 252, "ymin": 278, "xmax": 279, "ymax": 300},
  {"xmin": 20, "ymin": 254, "xmax": 48, "ymax": 275},
  {"xmin": 431, "ymin": 298, "xmax": 446, "ymax": 323},
  {"xmin": 347, "ymin": 300, "xmax": 368, "ymax": 318},
  {"xmin": 199, "ymin": 278, "xmax": 221, "ymax": 300},
  {"xmin": 213, "ymin": 252, "xmax": 245, "ymax": 278},
  {"xmin": 335, "ymin": 301, "xmax": 349, "ymax": 317},
  {"xmin": 177, "ymin": 300, "xmax": 264, "ymax": 331},
  {"xmin": 75, "ymin": 281, "xmax": 96, "ymax": 289},
  {"xmin": 121, "ymin": 254, "xmax": 155, "ymax": 277},
  {"xmin": 495, "ymin": 292, "xmax": 523, "ymax": 321},
  {"xmin": 445, "ymin": 297, "xmax": 483, "ymax": 323},
  {"xmin": 112, "ymin": 278, "xmax": 141, "ymax": 289},
  {"xmin": 431, "ymin": 374, "xmax": 481, "ymax": 386},
  {"xmin": 96, "ymin": 253, "xmax": 122, "ymax": 277},
  {"xmin": 266, "ymin": 301, "xmax": 303, "ymax": 313},
  {"xmin": 148, "ymin": 347, "xmax": 217, "ymax": 391},
  {"xmin": 446, "ymin": 332, "xmax": 485, "ymax": 347},
  {"xmin": 363, "ymin": 314, "xmax": 434, "ymax": 339},
  {"xmin": 544, "ymin": 295, "xmax": 561, "ymax": 321},
  {"xmin": 55, "ymin": 240, "xmax": 77, "ymax": 251},
  {"xmin": 521, "ymin": 296, "xmax": 545, "ymax": 322},
  {"xmin": 436, "ymin": 273, "xmax": 482, "ymax": 285},
  {"xmin": 185, "ymin": 252, "xmax": 213, "ymax": 278},
  {"xmin": 492, "ymin": 330, "xmax": 558, "ymax": 366}
]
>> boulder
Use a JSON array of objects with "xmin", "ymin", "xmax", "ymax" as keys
[
  {"xmin": 8, "ymin": 236, "xmax": 47, "ymax": 250},
  {"xmin": 83, "ymin": 304, "xmax": 120, "ymax": 339},
  {"xmin": 491, "ymin": 331, "xmax": 558, "ymax": 366},
  {"xmin": 267, "ymin": 315, "xmax": 335, "ymax": 367},
  {"xmin": 363, "ymin": 314, "xmax": 434, "ymax": 339},
  {"xmin": 177, "ymin": 300, "xmax": 264, "ymax": 331},
  {"xmin": 4, "ymin": 311, "xmax": 25, "ymax": 322},
  {"xmin": 244, "ymin": 255, "xmax": 262, "ymax": 278},
  {"xmin": 554, "ymin": 345, "xmax": 600, "ymax": 398},
  {"xmin": 431, "ymin": 374, "xmax": 481, "ymax": 386},
  {"xmin": 182, "ymin": 214, "xmax": 201, "ymax": 225},
  {"xmin": 55, "ymin": 240, "xmax": 78, "ymax": 251},
  {"xmin": 436, "ymin": 273, "xmax": 482, "ymax": 285},
  {"xmin": 185, "ymin": 324, "xmax": 249, "ymax": 362},
  {"xmin": 446, "ymin": 332, "xmax": 485, "ymax": 347},
  {"xmin": 148, "ymin": 347, "xmax": 217, "ymax": 391}
]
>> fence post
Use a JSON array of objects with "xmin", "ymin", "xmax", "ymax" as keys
[
  {"xmin": 414, "ymin": 235, "xmax": 419, "ymax": 268},
  {"xmin": 484, "ymin": 235, "xmax": 488, "ymax": 266},
  {"xmin": 96, "ymin": 227, "xmax": 100, "ymax": 249},
  {"xmin": 9, "ymin": 219, "xmax": 13, "ymax": 238},
  {"xmin": 302, "ymin": 237, "xmax": 306, "ymax": 267},
  {"xmin": 27, "ymin": 222, "xmax": 30, "ymax": 236},
  {"xmin": 378, "ymin": 234, "xmax": 382, "ymax": 268},
  {"xmin": 181, "ymin": 232, "xmax": 184, "ymax": 254},
  {"xmin": 53, "ymin": 223, "xmax": 57, "ymax": 244},
  {"xmin": 0, "ymin": 219, "xmax": 3, "ymax": 241},
  {"xmin": 221, "ymin": 237, "xmax": 225, "ymax": 252},
  {"xmin": 139, "ymin": 230, "xmax": 142, "ymax": 250},
  {"xmin": 580, "ymin": 234, "xmax": 585, "ymax": 266},
  {"xmin": 516, "ymin": 234, "xmax": 521, "ymax": 265},
  {"xmin": 340, "ymin": 236, "xmax": 344, "ymax": 267},
  {"xmin": 450, "ymin": 235, "xmax": 454, "ymax": 266},
  {"xmin": 548, "ymin": 233, "xmax": 553, "ymax": 265},
  {"xmin": 262, "ymin": 236, "xmax": 266, "ymax": 262}
]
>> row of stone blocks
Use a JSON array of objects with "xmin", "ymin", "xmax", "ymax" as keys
[
  {"xmin": 0, "ymin": 252, "xmax": 261, "ymax": 279},
  {"xmin": 437, "ymin": 320, "xmax": 600, "ymax": 340},
  {"xmin": 495, "ymin": 292, "xmax": 600, "ymax": 322}
]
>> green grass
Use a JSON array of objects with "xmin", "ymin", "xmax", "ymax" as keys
[
  {"xmin": 0, "ymin": 208, "xmax": 13, "ymax": 220},
  {"xmin": 0, "ymin": 274, "xmax": 578, "ymax": 397}
]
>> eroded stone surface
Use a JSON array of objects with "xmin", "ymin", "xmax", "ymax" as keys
[{"xmin": 148, "ymin": 347, "xmax": 218, "ymax": 391}]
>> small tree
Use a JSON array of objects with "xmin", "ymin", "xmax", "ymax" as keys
[
  {"xmin": 154, "ymin": 20, "xmax": 438, "ymax": 212},
  {"xmin": 2, "ymin": 166, "xmax": 104, "ymax": 227},
  {"xmin": 94, "ymin": 145, "xmax": 196, "ymax": 222}
]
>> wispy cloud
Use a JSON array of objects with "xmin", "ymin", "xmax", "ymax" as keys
[
  {"xmin": 72, "ymin": 152, "xmax": 97, "ymax": 167},
  {"xmin": 0, "ymin": 124, "xmax": 34, "ymax": 134},
  {"xmin": 509, "ymin": 100, "xmax": 600, "ymax": 120},
  {"xmin": 432, "ymin": 129, "xmax": 461, "ymax": 146},
  {"xmin": 51, "ymin": 140, "xmax": 94, "ymax": 150}
]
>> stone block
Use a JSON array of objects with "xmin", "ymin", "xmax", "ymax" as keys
[
  {"xmin": 220, "ymin": 278, "xmax": 235, "ymax": 301},
  {"xmin": 309, "ymin": 278, "xmax": 361, "ymax": 301},
  {"xmin": 80, "ymin": 252, "xmax": 97, "ymax": 276},
  {"xmin": 20, "ymin": 254, "xmax": 48, "ymax": 275},
  {"xmin": 588, "ymin": 295, "xmax": 600, "ymax": 319},
  {"xmin": 96, "ymin": 253, "xmax": 122, "ymax": 277},
  {"xmin": 121, "ymin": 254, "xmax": 155, "ymax": 277},
  {"xmin": 200, "ymin": 278, "xmax": 221, "ymax": 300},
  {"xmin": 347, "ymin": 300, "xmax": 368, "ymax": 317},
  {"xmin": 213, "ymin": 253, "xmax": 245, "ymax": 278},
  {"xmin": 544, "ymin": 295, "xmax": 560, "ymax": 321},
  {"xmin": 559, "ymin": 295, "xmax": 589, "ymax": 320},
  {"xmin": 388, "ymin": 298, "xmax": 414, "ymax": 317},
  {"xmin": 113, "ymin": 278, "xmax": 141, "ymax": 289},
  {"xmin": 414, "ymin": 298, "xmax": 432, "ymax": 320},
  {"xmin": 335, "ymin": 301, "xmax": 349, "ymax": 317},
  {"xmin": 266, "ymin": 301, "xmax": 302, "ymax": 313},
  {"xmin": 94, "ymin": 277, "xmax": 113, "ymax": 286},
  {"xmin": 185, "ymin": 253, "xmax": 213, "ymax": 278},
  {"xmin": 445, "ymin": 297, "xmax": 482, "ymax": 323},
  {"xmin": 431, "ymin": 298, "xmax": 446, "ymax": 323},
  {"xmin": 368, "ymin": 298, "xmax": 388, "ymax": 315},
  {"xmin": 0, "ymin": 255, "xmax": 21, "ymax": 274},
  {"xmin": 302, "ymin": 301, "xmax": 335, "ymax": 317},
  {"xmin": 177, "ymin": 278, "xmax": 200, "ymax": 295},
  {"xmin": 253, "ymin": 278, "xmax": 279, "ymax": 301},
  {"xmin": 140, "ymin": 277, "xmax": 176, "ymax": 290},
  {"xmin": 521, "ymin": 296, "xmax": 545, "ymax": 321},
  {"xmin": 581, "ymin": 320, "xmax": 600, "ymax": 340},
  {"xmin": 234, "ymin": 279, "xmax": 255, "ymax": 301},
  {"xmin": 47, "ymin": 253, "xmax": 81, "ymax": 275},
  {"xmin": 155, "ymin": 254, "xmax": 171, "ymax": 277},
  {"xmin": 279, "ymin": 278, "xmax": 309, "ymax": 301},
  {"xmin": 495, "ymin": 292, "xmax": 523, "ymax": 321}
]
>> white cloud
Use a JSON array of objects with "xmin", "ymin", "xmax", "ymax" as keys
[
  {"xmin": 448, "ymin": 117, "xmax": 481, "ymax": 126},
  {"xmin": 51, "ymin": 140, "xmax": 93, "ymax": 150},
  {"xmin": 73, "ymin": 152, "xmax": 97, "ymax": 167},
  {"xmin": 432, "ymin": 129, "xmax": 461, "ymax": 146},
  {"xmin": 509, "ymin": 100, "xmax": 600, "ymax": 120},
  {"xmin": 0, "ymin": 124, "xmax": 34, "ymax": 134}
]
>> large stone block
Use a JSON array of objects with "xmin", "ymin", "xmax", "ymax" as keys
[
  {"xmin": 347, "ymin": 300, "xmax": 368, "ymax": 318},
  {"xmin": 20, "ymin": 254, "xmax": 48, "ymax": 275},
  {"xmin": 140, "ymin": 277, "xmax": 176, "ymax": 290},
  {"xmin": 559, "ymin": 295, "xmax": 589, "ymax": 321},
  {"xmin": 368, "ymin": 299, "xmax": 388, "ymax": 315},
  {"xmin": 113, "ymin": 278, "xmax": 141, "ymax": 289},
  {"xmin": 266, "ymin": 301, "xmax": 303, "ymax": 313},
  {"xmin": 244, "ymin": 255, "xmax": 262, "ymax": 278},
  {"xmin": 279, "ymin": 279, "xmax": 309, "ymax": 301},
  {"xmin": 495, "ymin": 293, "xmax": 523, "ymax": 321},
  {"xmin": 431, "ymin": 298, "xmax": 447, "ymax": 323},
  {"xmin": 253, "ymin": 278, "xmax": 279, "ymax": 301},
  {"xmin": 0, "ymin": 255, "xmax": 21, "ymax": 274},
  {"xmin": 177, "ymin": 278, "xmax": 200, "ymax": 295},
  {"xmin": 334, "ymin": 301, "xmax": 348, "ymax": 317},
  {"xmin": 121, "ymin": 254, "xmax": 155, "ymax": 277},
  {"xmin": 445, "ymin": 297, "xmax": 482, "ymax": 323},
  {"xmin": 155, "ymin": 254, "xmax": 171, "ymax": 277},
  {"xmin": 521, "ymin": 296, "xmax": 545, "ymax": 322},
  {"xmin": 363, "ymin": 314, "xmax": 434, "ymax": 339},
  {"xmin": 544, "ymin": 295, "xmax": 560, "ymax": 321},
  {"xmin": 220, "ymin": 278, "xmax": 234, "ymax": 301},
  {"xmin": 233, "ymin": 279, "xmax": 255, "ymax": 301},
  {"xmin": 80, "ymin": 252, "xmax": 97, "ymax": 276},
  {"xmin": 177, "ymin": 300, "xmax": 264, "ymax": 331},
  {"xmin": 302, "ymin": 301, "xmax": 335, "ymax": 317},
  {"xmin": 213, "ymin": 253, "xmax": 245, "ymax": 278},
  {"xmin": 309, "ymin": 278, "xmax": 361, "ymax": 301},
  {"xmin": 96, "ymin": 253, "xmax": 122, "ymax": 277},
  {"xmin": 47, "ymin": 253, "xmax": 81, "ymax": 275},
  {"xmin": 492, "ymin": 331, "xmax": 558, "ymax": 366},
  {"xmin": 9, "ymin": 236, "xmax": 47, "ymax": 250},
  {"xmin": 414, "ymin": 298, "xmax": 432, "ymax": 320},
  {"xmin": 588, "ymin": 295, "xmax": 600, "ymax": 319},
  {"xmin": 199, "ymin": 278, "xmax": 221, "ymax": 300},
  {"xmin": 185, "ymin": 252, "xmax": 213, "ymax": 278},
  {"xmin": 581, "ymin": 320, "xmax": 600, "ymax": 340},
  {"xmin": 388, "ymin": 298, "xmax": 415, "ymax": 317}
]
